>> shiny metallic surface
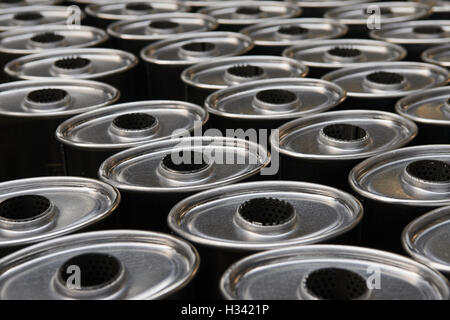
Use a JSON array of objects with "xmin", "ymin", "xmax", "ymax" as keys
[
  {"xmin": 0, "ymin": 6, "xmax": 86, "ymax": 32},
  {"xmin": 422, "ymin": 43, "xmax": 450, "ymax": 68},
  {"xmin": 0, "ymin": 176, "xmax": 120, "ymax": 251},
  {"xmin": 199, "ymin": 1, "xmax": 301, "ymax": 31},
  {"xmin": 272, "ymin": 110, "xmax": 417, "ymax": 190},
  {"xmin": 56, "ymin": 100, "xmax": 208, "ymax": 177},
  {"xmin": 0, "ymin": 230, "xmax": 199, "ymax": 299},
  {"xmin": 403, "ymin": 206, "xmax": 450, "ymax": 278},
  {"xmin": 283, "ymin": 39, "xmax": 407, "ymax": 77},
  {"xmin": 205, "ymin": 78, "xmax": 345, "ymax": 130},
  {"xmin": 220, "ymin": 245, "xmax": 450, "ymax": 300},
  {"xmin": 240, "ymin": 18, "xmax": 348, "ymax": 55},
  {"xmin": 396, "ymin": 86, "xmax": 450, "ymax": 144}
]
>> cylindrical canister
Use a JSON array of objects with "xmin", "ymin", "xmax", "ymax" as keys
[
  {"xmin": 198, "ymin": 1, "xmax": 301, "ymax": 32},
  {"xmin": 396, "ymin": 87, "xmax": 450, "ymax": 144},
  {"xmin": 0, "ymin": 176, "xmax": 120, "ymax": 258},
  {"xmin": 409, "ymin": 0, "xmax": 450, "ymax": 19},
  {"xmin": 321, "ymin": 62, "xmax": 449, "ymax": 112},
  {"xmin": 140, "ymin": 31, "xmax": 253, "ymax": 100},
  {"xmin": 0, "ymin": 230, "xmax": 199, "ymax": 299},
  {"xmin": 287, "ymin": 0, "xmax": 376, "ymax": 18},
  {"xmin": 168, "ymin": 180, "xmax": 363, "ymax": 299},
  {"xmin": 84, "ymin": 0, "xmax": 190, "ymax": 29},
  {"xmin": 240, "ymin": 18, "xmax": 348, "ymax": 56},
  {"xmin": 182, "ymin": 55, "xmax": 308, "ymax": 105},
  {"xmin": 0, "ymin": 0, "xmax": 63, "ymax": 8},
  {"xmin": 56, "ymin": 100, "xmax": 208, "ymax": 178},
  {"xmin": 0, "ymin": 6, "xmax": 86, "ymax": 33},
  {"xmin": 271, "ymin": 110, "xmax": 417, "ymax": 191},
  {"xmin": 205, "ymin": 78, "xmax": 346, "ymax": 132},
  {"xmin": 282, "ymin": 39, "xmax": 406, "ymax": 78},
  {"xmin": 402, "ymin": 205, "xmax": 450, "ymax": 280},
  {"xmin": 220, "ymin": 245, "xmax": 450, "ymax": 300},
  {"xmin": 4, "ymin": 48, "xmax": 139, "ymax": 101},
  {"xmin": 0, "ymin": 79, "xmax": 119, "ymax": 181},
  {"xmin": 107, "ymin": 12, "xmax": 218, "ymax": 56},
  {"xmin": 98, "ymin": 136, "xmax": 270, "ymax": 232},
  {"xmin": 370, "ymin": 20, "xmax": 450, "ymax": 61},
  {"xmin": 422, "ymin": 43, "xmax": 450, "ymax": 69},
  {"xmin": 0, "ymin": 25, "xmax": 108, "ymax": 83},
  {"xmin": 349, "ymin": 145, "xmax": 450, "ymax": 253},
  {"xmin": 324, "ymin": 2, "xmax": 432, "ymax": 39}
]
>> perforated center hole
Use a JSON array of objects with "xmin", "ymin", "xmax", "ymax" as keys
[
  {"xmin": 162, "ymin": 151, "xmax": 209, "ymax": 173},
  {"xmin": 27, "ymin": 88, "xmax": 67, "ymax": 103},
  {"xmin": 322, "ymin": 124, "xmax": 367, "ymax": 142},
  {"xmin": 0, "ymin": 195, "xmax": 51, "ymax": 221},
  {"xmin": 125, "ymin": 2, "xmax": 153, "ymax": 11},
  {"xmin": 278, "ymin": 25, "xmax": 308, "ymax": 35},
  {"xmin": 366, "ymin": 71, "xmax": 404, "ymax": 85},
  {"xmin": 413, "ymin": 26, "xmax": 443, "ymax": 34},
  {"xmin": 59, "ymin": 253, "xmax": 121, "ymax": 289},
  {"xmin": 54, "ymin": 57, "xmax": 91, "ymax": 70},
  {"xmin": 406, "ymin": 160, "xmax": 450, "ymax": 182},
  {"xmin": 227, "ymin": 64, "xmax": 264, "ymax": 78},
  {"xmin": 256, "ymin": 89, "xmax": 297, "ymax": 105},
  {"xmin": 13, "ymin": 12, "xmax": 43, "ymax": 21},
  {"xmin": 113, "ymin": 113, "xmax": 155, "ymax": 131},
  {"xmin": 305, "ymin": 268, "xmax": 368, "ymax": 300},
  {"xmin": 236, "ymin": 6, "xmax": 261, "ymax": 15},
  {"xmin": 238, "ymin": 197, "xmax": 294, "ymax": 226},
  {"xmin": 327, "ymin": 47, "xmax": 362, "ymax": 58},
  {"xmin": 149, "ymin": 20, "xmax": 179, "ymax": 29},
  {"xmin": 30, "ymin": 32, "xmax": 64, "ymax": 44},
  {"xmin": 181, "ymin": 42, "xmax": 216, "ymax": 52}
]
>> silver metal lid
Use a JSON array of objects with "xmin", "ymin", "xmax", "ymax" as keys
[
  {"xmin": 85, "ymin": 0, "xmax": 189, "ymax": 22},
  {"xmin": 272, "ymin": 110, "xmax": 418, "ymax": 161},
  {"xmin": 0, "ymin": 25, "xmax": 108, "ymax": 55},
  {"xmin": 324, "ymin": 2, "xmax": 431, "ymax": 25},
  {"xmin": 350, "ymin": 145, "xmax": 450, "ymax": 206},
  {"xmin": 220, "ymin": 245, "xmax": 450, "ymax": 300},
  {"xmin": 99, "ymin": 136, "xmax": 270, "ymax": 193},
  {"xmin": 288, "ymin": 0, "xmax": 376, "ymax": 8},
  {"xmin": 198, "ymin": 1, "xmax": 301, "ymax": 27},
  {"xmin": 403, "ymin": 206, "xmax": 450, "ymax": 275},
  {"xmin": 141, "ymin": 31, "xmax": 253, "ymax": 66},
  {"xmin": 0, "ymin": 177, "xmax": 119, "ymax": 248},
  {"xmin": 205, "ymin": 78, "xmax": 345, "ymax": 121},
  {"xmin": 422, "ymin": 43, "xmax": 450, "ymax": 68},
  {"xmin": 0, "ymin": 6, "xmax": 85, "ymax": 32},
  {"xmin": 370, "ymin": 20, "xmax": 450, "ymax": 45},
  {"xmin": 321, "ymin": 62, "xmax": 449, "ymax": 99},
  {"xmin": 107, "ymin": 13, "xmax": 218, "ymax": 41},
  {"xmin": 0, "ymin": 230, "xmax": 199, "ymax": 299},
  {"xmin": 0, "ymin": 79, "xmax": 119, "ymax": 118},
  {"xmin": 410, "ymin": 0, "xmax": 450, "ymax": 13},
  {"xmin": 56, "ymin": 100, "xmax": 208, "ymax": 150},
  {"xmin": 0, "ymin": 0, "xmax": 62, "ymax": 9},
  {"xmin": 168, "ymin": 180, "xmax": 363, "ymax": 251},
  {"xmin": 181, "ymin": 56, "xmax": 308, "ymax": 91},
  {"xmin": 241, "ymin": 18, "xmax": 348, "ymax": 48},
  {"xmin": 283, "ymin": 39, "xmax": 406, "ymax": 69},
  {"xmin": 396, "ymin": 86, "xmax": 450, "ymax": 126},
  {"xmin": 5, "ymin": 48, "xmax": 138, "ymax": 81}
]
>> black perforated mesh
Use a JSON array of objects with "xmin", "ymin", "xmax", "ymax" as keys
[
  {"xmin": 406, "ymin": 160, "xmax": 450, "ymax": 182},
  {"xmin": 59, "ymin": 253, "xmax": 121, "ymax": 289},
  {"xmin": 162, "ymin": 151, "xmax": 208, "ymax": 173},
  {"xmin": 181, "ymin": 42, "xmax": 216, "ymax": 52},
  {"xmin": 278, "ymin": 25, "xmax": 308, "ymax": 35},
  {"xmin": 13, "ymin": 12, "xmax": 43, "ymax": 21},
  {"xmin": 366, "ymin": 71, "xmax": 404, "ymax": 85},
  {"xmin": 305, "ymin": 268, "xmax": 368, "ymax": 300},
  {"xmin": 236, "ymin": 6, "xmax": 261, "ymax": 15},
  {"xmin": 149, "ymin": 20, "xmax": 179, "ymax": 29},
  {"xmin": 322, "ymin": 124, "xmax": 367, "ymax": 141},
  {"xmin": 238, "ymin": 197, "xmax": 295, "ymax": 226},
  {"xmin": 327, "ymin": 47, "xmax": 362, "ymax": 58},
  {"xmin": 0, "ymin": 195, "xmax": 50, "ymax": 221},
  {"xmin": 125, "ymin": 2, "xmax": 153, "ymax": 11},
  {"xmin": 413, "ymin": 26, "xmax": 443, "ymax": 34},
  {"xmin": 113, "ymin": 113, "xmax": 156, "ymax": 131},
  {"xmin": 256, "ymin": 89, "xmax": 297, "ymax": 104},
  {"xmin": 27, "ymin": 88, "xmax": 67, "ymax": 104},
  {"xmin": 30, "ymin": 32, "xmax": 64, "ymax": 44},
  {"xmin": 227, "ymin": 64, "xmax": 264, "ymax": 78},
  {"xmin": 54, "ymin": 57, "xmax": 91, "ymax": 70}
]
